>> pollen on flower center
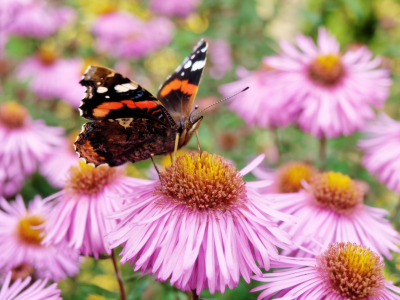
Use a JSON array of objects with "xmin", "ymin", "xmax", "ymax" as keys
[
  {"xmin": 309, "ymin": 172, "xmax": 363, "ymax": 213},
  {"xmin": 0, "ymin": 102, "xmax": 29, "ymax": 129},
  {"xmin": 308, "ymin": 54, "xmax": 344, "ymax": 86},
  {"xmin": 37, "ymin": 48, "xmax": 57, "ymax": 66},
  {"xmin": 276, "ymin": 162, "xmax": 316, "ymax": 193},
  {"xmin": 316, "ymin": 242, "xmax": 385, "ymax": 299},
  {"xmin": 65, "ymin": 162, "xmax": 124, "ymax": 195},
  {"xmin": 18, "ymin": 215, "xmax": 45, "ymax": 245},
  {"xmin": 157, "ymin": 151, "xmax": 247, "ymax": 211}
]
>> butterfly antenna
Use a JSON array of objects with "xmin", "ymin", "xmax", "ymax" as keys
[{"xmin": 195, "ymin": 87, "xmax": 249, "ymax": 116}]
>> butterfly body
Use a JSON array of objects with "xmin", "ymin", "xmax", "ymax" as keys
[{"xmin": 75, "ymin": 39, "xmax": 207, "ymax": 167}]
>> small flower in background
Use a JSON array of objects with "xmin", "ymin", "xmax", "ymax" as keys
[
  {"xmin": 149, "ymin": 0, "xmax": 200, "ymax": 18},
  {"xmin": 359, "ymin": 113, "xmax": 400, "ymax": 193},
  {"xmin": 42, "ymin": 162, "xmax": 141, "ymax": 258},
  {"xmin": 108, "ymin": 152, "xmax": 293, "ymax": 295},
  {"xmin": 253, "ymin": 161, "xmax": 317, "ymax": 194},
  {"xmin": 272, "ymin": 171, "xmax": 400, "ymax": 258},
  {"xmin": 92, "ymin": 11, "xmax": 173, "ymax": 59},
  {"xmin": 0, "ymin": 195, "xmax": 80, "ymax": 281},
  {"xmin": 219, "ymin": 66, "xmax": 300, "ymax": 128},
  {"xmin": 4, "ymin": 0, "xmax": 75, "ymax": 38},
  {"xmin": 0, "ymin": 271, "xmax": 61, "ymax": 300},
  {"xmin": 39, "ymin": 131, "xmax": 79, "ymax": 189},
  {"xmin": 0, "ymin": 102, "xmax": 64, "ymax": 197},
  {"xmin": 208, "ymin": 39, "xmax": 232, "ymax": 79},
  {"xmin": 17, "ymin": 48, "xmax": 84, "ymax": 108},
  {"xmin": 252, "ymin": 242, "xmax": 400, "ymax": 300},
  {"xmin": 264, "ymin": 27, "xmax": 391, "ymax": 138}
]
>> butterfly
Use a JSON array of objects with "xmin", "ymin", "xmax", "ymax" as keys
[{"xmin": 74, "ymin": 39, "xmax": 207, "ymax": 167}]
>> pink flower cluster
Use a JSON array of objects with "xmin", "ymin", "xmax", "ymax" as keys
[{"xmin": 92, "ymin": 12, "xmax": 174, "ymax": 59}]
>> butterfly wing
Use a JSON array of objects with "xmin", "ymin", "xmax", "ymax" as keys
[
  {"xmin": 75, "ymin": 119, "xmax": 176, "ymax": 167},
  {"xmin": 157, "ymin": 39, "xmax": 207, "ymax": 120},
  {"xmin": 79, "ymin": 66, "xmax": 175, "ymax": 127}
]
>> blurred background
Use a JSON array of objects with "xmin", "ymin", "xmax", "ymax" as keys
[{"xmin": 1, "ymin": 0, "xmax": 400, "ymax": 299}]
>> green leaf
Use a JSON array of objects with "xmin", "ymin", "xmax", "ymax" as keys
[
  {"xmin": 78, "ymin": 283, "xmax": 118, "ymax": 299},
  {"xmin": 127, "ymin": 278, "xmax": 150, "ymax": 300}
]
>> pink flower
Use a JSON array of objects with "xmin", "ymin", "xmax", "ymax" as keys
[
  {"xmin": 359, "ymin": 113, "xmax": 400, "ymax": 193},
  {"xmin": 264, "ymin": 27, "xmax": 391, "ymax": 138},
  {"xmin": 92, "ymin": 12, "xmax": 173, "ymax": 59},
  {"xmin": 149, "ymin": 0, "xmax": 200, "ymax": 17},
  {"xmin": 108, "ymin": 152, "xmax": 293, "ymax": 295},
  {"xmin": 5, "ymin": 0, "xmax": 75, "ymax": 38},
  {"xmin": 208, "ymin": 39, "xmax": 232, "ymax": 79},
  {"xmin": 252, "ymin": 242, "xmax": 400, "ymax": 300},
  {"xmin": 219, "ymin": 67, "xmax": 300, "ymax": 128},
  {"xmin": 42, "ymin": 163, "xmax": 141, "ymax": 259},
  {"xmin": 39, "ymin": 136, "xmax": 78, "ymax": 189},
  {"xmin": 0, "ymin": 102, "xmax": 64, "ymax": 197},
  {"xmin": 0, "ymin": 271, "xmax": 61, "ymax": 300},
  {"xmin": 17, "ymin": 51, "xmax": 84, "ymax": 108},
  {"xmin": 252, "ymin": 161, "xmax": 318, "ymax": 194},
  {"xmin": 272, "ymin": 171, "xmax": 400, "ymax": 259},
  {"xmin": 0, "ymin": 195, "xmax": 80, "ymax": 281}
]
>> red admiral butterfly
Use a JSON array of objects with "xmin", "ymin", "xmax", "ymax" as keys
[{"xmin": 75, "ymin": 39, "xmax": 208, "ymax": 167}]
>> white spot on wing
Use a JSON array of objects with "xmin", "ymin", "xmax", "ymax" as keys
[
  {"xmin": 79, "ymin": 108, "xmax": 83, "ymax": 116},
  {"xmin": 181, "ymin": 72, "xmax": 184, "ymax": 76},
  {"xmin": 97, "ymin": 82, "xmax": 101, "ymax": 85},
  {"xmin": 184, "ymin": 60, "xmax": 192, "ymax": 69},
  {"xmin": 191, "ymin": 60, "xmax": 206, "ymax": 71},
  {"xmin": 114, "ymin": 82, "xmax": 138, "ymax": 92},
  {"xmin": 201, "ymin": 44, "xmax": 208, "ymax": 52},
  {"xmin": 105, "ymin": 95, "xmax": 110, "ymax": 98},
  {"xmin": 97, "ymin": 87, "xmax": 108, "ymax": 93},
  {"xmin": 191, "ymin": 55, "xmax": 195, "ymax": 59}
]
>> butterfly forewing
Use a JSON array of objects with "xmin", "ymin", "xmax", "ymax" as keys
[
  {"xmin": 157, "ymin": 39, "xmax": 207, "ymax": 120},
  {"xmin": 79, "ymin": 66, "xmax": 174, "ymax": 126}
]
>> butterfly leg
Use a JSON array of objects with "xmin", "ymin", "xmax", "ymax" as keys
[
  {"xmin": 150, "ymin": 154, "xmax": 163, "ymax": 189},
  {"xmin": 195, "ymin": 130, "xmax": 202, "ymax": 155},
  {"xmin": 173, "ymin": 132, "xmax": 180, "ymax": 172}
]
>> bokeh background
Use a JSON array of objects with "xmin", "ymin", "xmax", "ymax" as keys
[{"xmin": 1, "ymin": 0, "xmax": 400, "ymax": 299}]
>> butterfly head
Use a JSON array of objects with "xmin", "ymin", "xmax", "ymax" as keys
[{"xmin": 178, "ymin": 115, "xmax": 203, "ymax": 148}]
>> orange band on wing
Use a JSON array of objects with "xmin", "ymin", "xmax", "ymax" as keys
[
  {"xmin": 121, "ymin": 99, "xmax": 158, "ymax": 111},
  {"xmin": 97, "ymin": 102, "xmax": 124, "ymax": 110},
  {"xmin": 121, "ymin": 100, "xmax": 137, "ymax": 109},
  {"xmin": 93, "ymin": 108, "xmax": 110, "ymax": 118},
  {"xmin": 160, "ymin": 79, "xmax": 198, "ymax": 97}
]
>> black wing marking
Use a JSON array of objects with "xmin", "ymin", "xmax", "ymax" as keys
[{"xmin": 157, "ymin": 39, "xmax": 207, "ymax": 120}]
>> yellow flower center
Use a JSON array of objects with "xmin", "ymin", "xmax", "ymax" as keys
[
  {"xmin": 308, "ymin": 54, "xmax": 344, "ymax": 86},
  {"xmin": 18, "ymin": 215, "xmax": 45, "ymax": 245},
  {"xmin": 157, "ymin": 152, "xmax": 246, "ymax": 211},
  {"xmin": 316, "ymin": 242, "xmax": 385, "ymax": 299},
  {"xmin": 65, "ymin": 161, "xmax": 124, "ymax": 195},
  {"xmin": 309, "ymin": 172, "xmax": 363, "ymax": 214},
  {"xmin": 276, "ymin": 162, "xmax": 317, "ymax": 193},
  {"xmin": 37, "ymin": 48, "xmax": 57, "ymax": 66},
  {"xmin": 0, "ymin": 102, "xmax": 29, "ymax": 129},
  {"xmin": 11, "ymin": 263, "xmax": 35, "ymax": 282}
]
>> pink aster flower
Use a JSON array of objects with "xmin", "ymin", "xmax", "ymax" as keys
[
  {"xmin": 272, "ymin": 171, "xmax": 400, "ymax": 259},
  {"xmin": 92, "ymin": 12, "xmax": 173, "ymax": 59},
  {"xmin": 149, "ymin": 0, "xmax": 200, "ymax": 17},
  {"xmin": 17, "ymin": 50, "xmax": 84, "ymax": 108},
  {"xmin": 39, "ymin": 134, "xmax": 79, "ymax": 189},
  {"xmin": 108, "ymin": 152, "xmax": 293, "ymax": 295},
  {"xmin": 219, "ymin": 66, "xmax": 299, "ymax": 128},
  {"xmin": 264, "ymin": 27, "xmax": 391, "ymax": 138},
  {"xmin": 252, "ymin": 161, "xmax": 317, "ymax": 194},
  {"xmin": 0, "ymin": 102, "xmax": 64, "ymax": 197},
  {"xmin": 252, "ymin": 242, "xmax": 400, "ymax": 300},
  {"xmin": 208, "ymin": 39, "xmax": 232, "ymax": 80},
  {"xmin": 42, "ymin": 162, "xmax": 142, "ymax": 259},
  {"xmin": 5, "ymin": 0, "xmax": 75, "ymax": 38},
  {"xmin": 359, "ymin": 113, "xmax": 400, "ymax": 193},
  {"xmin": 0, "ymin": 271, "xmax": 61, "ymax": 300},
  {"xmin": 0, "ymin": 195, "xmax": 80, "ymax": 281}
]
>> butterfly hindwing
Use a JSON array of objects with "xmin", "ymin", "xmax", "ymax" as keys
[
  {"xmin": 75, "ymin": 118, "xmax": 177, "ymax": 167},
  {"xmin": 79, "ymin": 66, "xmax": 175, "ymax": 126},
  {"xmin": 157, "ymin": 39, "xmax": 207, "ymax": 120}
]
